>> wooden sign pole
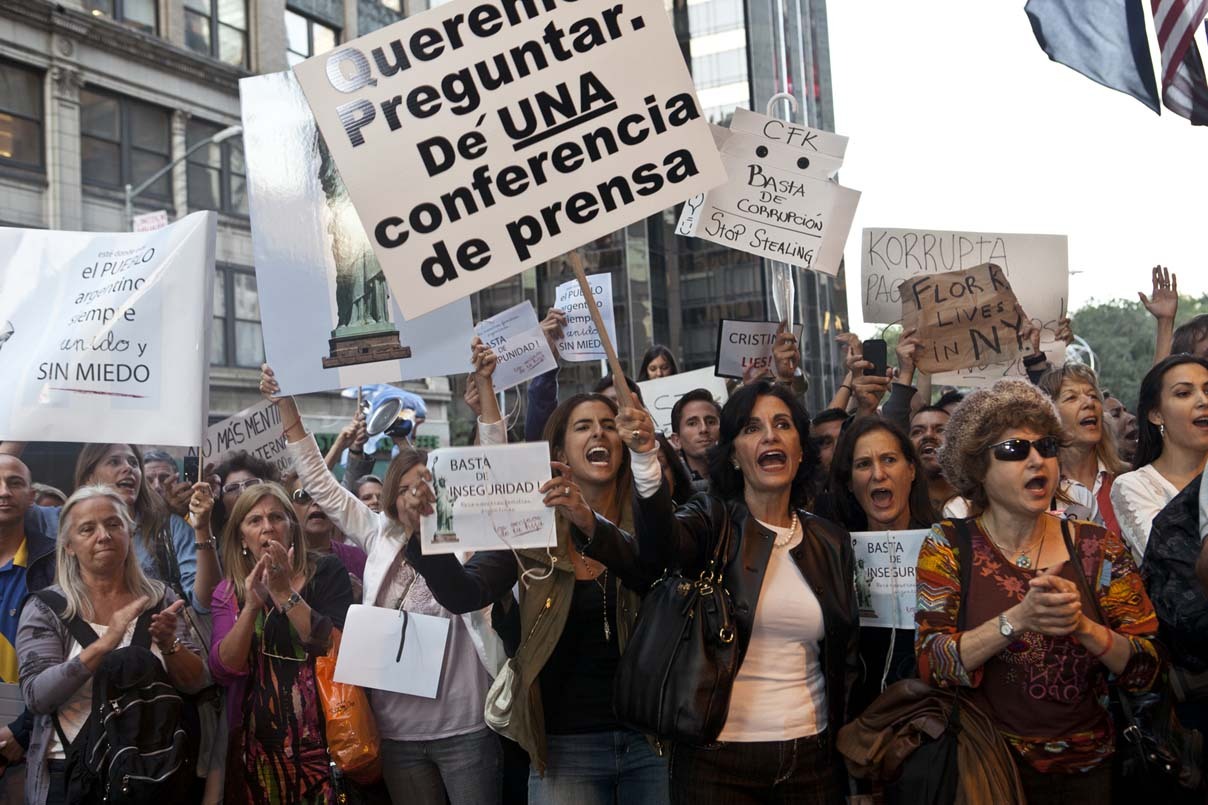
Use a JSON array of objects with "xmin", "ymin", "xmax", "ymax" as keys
[{"xmin": 567, "ymin": 251, "xmax": 633, "ymax": 409}]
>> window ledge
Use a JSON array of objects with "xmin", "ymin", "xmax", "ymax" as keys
[{"xmin": 0, "ymin": 164, "xmax": 48, "ymax": 188}]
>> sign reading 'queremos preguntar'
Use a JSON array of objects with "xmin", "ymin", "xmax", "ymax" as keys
[{"xmin": 292, "ymin": 0, "xmax": 725, "ymax": 318}]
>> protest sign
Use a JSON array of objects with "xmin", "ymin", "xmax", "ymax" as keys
[
  {"xmin": 0, "ymin": 213, "xmax": 215, "ymax": 446},
  {"xmin": 861, "ymin": 228, "xmax": 1068, "ymax": 386},
  {"xmin": 851, "ymin": 529, "xmax": 928, "ymax": 629},
  {"xmin": 291, "ymin": 0, "xmax": 725, "ymax": 319},
  {"xmin": 715, "ymin": 320, "xmax": 804, "ymax": 379},
  {"xmin": 335, "ymin": 604, "xmax": 450, "ymax": 698},
  {"xmin": 676, "ymin": 110, "xmax": 859, "ymax": 276},
  {"xmin": 638, "ymin": 366, "xmax": 729, "ymax": 435},
  {"xmin": 241, "ymin": 71, "xmax": 474, "ymax": 396},
  {"xmin": 900, "ymin": 263, "xmax": 1031, "ymax": 374},
  {"xmin": 420, "ymin": 442, "xmax": 555, "ymax": 555},
  {"xmin": 132, "ymin": 210, "xmax": 169, "ymax": 232},
  {"xmin": 553, "ymin": 272, "xmax": 617, "ymax": 362},
  {"xmin": 475, "ymin": 301, "xmax": 556, "ymax": 390},
  {"xmin": 199, "ymin": 400, "xmax": 291, "ymax": 476}
]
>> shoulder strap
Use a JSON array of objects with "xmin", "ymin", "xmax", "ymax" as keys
[
  {"xmin": 130, "ymin": 596, "xmax": 162, "ymax": 650},
  {"xmin": 1059, "ymin": 518, "xmax": 1108, "ymax": 625},
  {"xmin": 32, "ymin": 590, "xmax": 100, "ymax": 649},
  {"xmin": 705, "ymin": 496, "xmax": 731, "ymax": 577},
  {"xmin": 1096, "ymin": 474, "xmax": 1122, "ymax": 536},
  {"xmin": 949, "ymin": 518, "xmax": 975, "ymax": 632}
]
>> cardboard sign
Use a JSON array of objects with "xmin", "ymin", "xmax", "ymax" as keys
[
  {"xmin": 851, "ymin": 529, "xmax": 928, "ymax": 630},
  {"xmin": 676, "ymin": 110, "xmax": 860, "ymax": 276},
  {"xmin": 0, "ymin": 213, "xmax": 215, "ymax": 446},
  {"xmin": 553, "ymin": 272, "xmax": 617, "ymax": 362},
  {"xmin": 420, "ymin": 442, "xmax": 556, "ymax": 555},
  {"xmin": 900, "ymin": 263, "xmax": 1030, "ymax": 374},
  {"xmin": 291, "ymin": 0, "xmax": 725, "ymax": 319},
  {"xmin": 637, "ymin": 366, "xmax": 729, "ymax": 435},
  {"xmin": 715, "ymin": 320, "xmax": 805, "ymax": 379},
  {"xmin": 241, "ymin": 71, "xmax": 474, "ymax": 396},
  {"xmin": 861, "ymin": 227, "xmax": 1069, "ymax": 387},
  {"xmin": 334, "ymin": 604, "xmax": 450, "ymax": 698},
  {"xmin": 475, "ymin": 302, "xmax": 556, "ymax": 390},
  {"xmin": 201, "ymin": 400, "xmax": 291, "ymax": 476}
]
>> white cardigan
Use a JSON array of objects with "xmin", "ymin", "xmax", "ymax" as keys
[{"xmin": 287, "ymin": 431, "xmax": 507, "ymax": 678}]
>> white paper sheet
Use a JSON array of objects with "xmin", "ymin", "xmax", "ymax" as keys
[{"xmin": 333, "ymin": 604, "xmax": 451, "ymax": 698}]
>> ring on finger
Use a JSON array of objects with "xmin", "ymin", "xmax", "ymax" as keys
[{"xmin": 563, "ymin": 486, "xmax": 570, "ymax": 497}]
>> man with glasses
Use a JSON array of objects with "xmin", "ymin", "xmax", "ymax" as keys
[{"xmin": 211, "ymin": 452, "xmax": 280, "ymax": 535}]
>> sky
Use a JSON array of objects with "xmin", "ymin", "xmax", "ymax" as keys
[{"xmin": 825, "ymin": 1, "xmax": 1208, "ymax": 335}]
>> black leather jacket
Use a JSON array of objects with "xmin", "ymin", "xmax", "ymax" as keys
[{"xmin": 579, "ymin": 485, "xmax": 860, "ymax": 740}]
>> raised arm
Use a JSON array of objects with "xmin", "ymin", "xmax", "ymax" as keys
[{"xmin": 1139, "ymin": 265, "xmax": 1178, "ymax": 365}]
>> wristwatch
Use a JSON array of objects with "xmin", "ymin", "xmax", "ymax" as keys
[
  {"xmin": 278, "ymin": 591, "xmax": 303, "ymax": 614},
  {"xmin": 998, "ymin": 613, "xmax": 1016, "ymax": 638}
]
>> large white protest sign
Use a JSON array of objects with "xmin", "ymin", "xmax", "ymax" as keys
[
  {"xmin": 0, "ymin": 213, "xmax": 214, "ymax": 446},
  {"xmin": 638, "ymin": 366, "xmax": 729, "ymax": 435},
  {"xmin": 291, "ymin": 0, "xmax": 725, "ymax": 319},
  {"xmin": 553, "ymin": 272, "xmax": 617, "ymax": 362},
  {"xmin": 851, "ymin": 529, "xmax": 928, "ymax": 630},
  {"xmin": 676, "ymin": 110, "xmax": 859, "ymax": 277},
  {"xmin": 475, "ymin": 301, "xmax": 556, "ymax": 390},
  {"xmin": 334, "ymin": 604, "xmax": 450, "ymax": 698},
  {"xmin": 420, "ymin": 442, "xmax": 555, "ymax": 555},
  {"xmin": 861, "ymin": 228, "xmax": 1069, "ymax": 387},
  {"xmin": 715, "ymin": 320, "xmax": 804, "ymax": 380},
  {"xmin": 241, "ymin": 71, "xmax": 474, "ymax": 396},
  {"xmin": 200, "ymin": 400, "xmax": 291, "ymax": 476}
]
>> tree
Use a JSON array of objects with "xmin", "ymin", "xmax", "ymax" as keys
[{"xmin": 1071, "ymin": 294, "xmax": 1208, "ymax": 411}]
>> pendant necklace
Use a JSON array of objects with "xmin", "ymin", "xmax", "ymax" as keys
[{"xmin": 596, "ymin": 569, "xmax": 611, "ymax": 641}]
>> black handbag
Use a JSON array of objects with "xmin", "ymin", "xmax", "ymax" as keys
[
  {"xmin": 612, "ymin": 496, "xmax": 740, "ymax": 744},
  {"xmin": 1059, "ymin": 518, "xmax": 1203, "ymax": 796}
]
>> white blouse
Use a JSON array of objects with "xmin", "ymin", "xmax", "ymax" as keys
[{"xmin": 1111, "ymin": 464, "xmax": 1180, "ymax": 565}]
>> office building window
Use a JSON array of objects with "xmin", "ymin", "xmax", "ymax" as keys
[
  {"xmin": 285, "ymin": 10, "xmax": 339, "ymax": 66},
  {"xmin": 82, "ymin": 0, "xmax": 157, "ymax": 35},
  {"xmin": 0, "ymin": 62, "xmax": 43, "ymax": 170},
  {"xmin": 80, "ymin": 89, "xmax": 172, "ymax": 199},
  {"xmin": 185, "ymin": 0, "xmax": 249, "ymax": 68},
  {"xmin": 212, "ymin": 266, "xmax": 265, "ymax": 367},
  {"xmin": 187, "ymin": 119, "xmax": 247, "ymax": 215}
]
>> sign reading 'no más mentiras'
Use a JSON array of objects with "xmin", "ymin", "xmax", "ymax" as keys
[{"xmin": 293, "ymin": 0, "xmax": 725, "ymax": 319}]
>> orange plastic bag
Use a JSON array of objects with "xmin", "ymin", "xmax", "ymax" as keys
[{"xmin": 315, "ymin": 627, "xmax": 382, "ymax": 784}]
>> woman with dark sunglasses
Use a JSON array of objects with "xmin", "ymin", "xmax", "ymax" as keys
[
  {"xmin": 285, "ymin": 484, "xmax": 367, "ymax": 603},
  {"xmin": 915, "ymin": 380, "xmax": 1161, "ymax": 804}
]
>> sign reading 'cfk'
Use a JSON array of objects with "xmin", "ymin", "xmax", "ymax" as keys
[{"xmin": 292, "ymin": 0, "xmax": 725, "ymax": 319}]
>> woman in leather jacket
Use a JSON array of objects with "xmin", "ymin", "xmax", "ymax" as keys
[{"xmin": 583, "ymin": 380, "xmax": 859, "ymax": 804}]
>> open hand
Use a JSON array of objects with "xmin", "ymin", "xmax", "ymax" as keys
[
  {"xmin": 541, "ymin": 461, "xmax": 595, "ymax": 534},
  {"xmin": 1138, "ymin": 265, "xmax": 1178, "ymax": 321}
]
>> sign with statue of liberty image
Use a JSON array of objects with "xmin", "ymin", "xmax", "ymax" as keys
[
  {"xmin": 420, "ymin": 443, "xmax": 556, "ymax": 555},
  {"xmin": 850, "ymin": 530, "xmax": 928, "ymax": 629}
]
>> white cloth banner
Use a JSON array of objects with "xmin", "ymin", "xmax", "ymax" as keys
[
  {"xmin": 676, "ymin": 110, "xmax": 859, "ymax": 276},
  {"xmin": 0, "ymin": 213, "xmax": 215, "ymax": 446},
  {"xmin": 334, "ymin": 604, "xmax": 450, "ymax": 698},
  {"xmin": 860, "ymin": 228, "xmax": 1069, "ymax": 387},
  {"xmin": 420, "ymin": 442, "xmax": 555, "ymax": 555},
  {"xmin": 637, "ymin": 366, "xmax": 729, "ymax": 435},
  {"xmin": 201, "ymin": 400, "xmax": 291, "ymax": 476},
  {"xmin": 553, "ymin": 273, "xmax": 617, "ymax": 362},
  {"xmin": 291, "ymin": 0, "xmax": 725, "ymax": 319},
  {"xmin": 715, "ymin": 320, "xmax": 804, "ymax": 379},
  {"xmin": 241, "ymin": 71, "xmax": 474, "ymax": 396},
  {"xmin": 475, "ymin": 301, "xmax": 556, "ymax": 391},
  {"xmin": 850, "ymin": 529, "xmax": 928, "ymax": 630}
]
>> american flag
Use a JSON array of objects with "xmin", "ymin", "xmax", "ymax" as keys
[{"xmin": 1151, "ymin": 0, "xmax": 1208, "ymax": 123}]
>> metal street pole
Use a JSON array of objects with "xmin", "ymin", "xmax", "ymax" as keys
[{"xmin": 124, "ymin": 124, "xmax": 242, "ymax": 230}]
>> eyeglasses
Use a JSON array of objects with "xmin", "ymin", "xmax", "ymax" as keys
[
  {"xmin": 291, "ymin": 488, "xmax": 312, "ymax": 504},
  {"xmin": 222, "ymin": 478, "xmax": 262, "ymax": 495},
  {"xmin": 987, "ymin": 436, "xmax": 1061, "ymax": 462}
]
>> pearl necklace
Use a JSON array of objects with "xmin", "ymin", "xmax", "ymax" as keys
[{"xmin": 774, "ymin": 513, "xmax": 800, "ymax": 548}]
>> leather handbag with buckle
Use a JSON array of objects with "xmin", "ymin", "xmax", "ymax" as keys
[{"xmin": 612, "ymin": 496, "xmax": 740, "ymax": 744}]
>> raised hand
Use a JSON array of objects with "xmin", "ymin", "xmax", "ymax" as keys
[
  {"xmin": 895, "ymin": 326, "xmax": 922, "ymax": 380},
  {"xmin": 258, "ymin": 364, "xmax": 281, "ymax": 402},
  {"xmin": 540, "ymin": 307, "xmax": 568, "ymax": 356},
  {"xmin": 243, "ymin": 553, "xmax": 270, "ymax": 611},
  {"xmin": 1138, "ymin": 265, "xmax": 1178, "ymax": 321},
  {"xmin": 149, "ymin": 599, "xmax": 186, "ymax": 652},
  {"xmin": 471, "ymin": 336, "xmax": 498, "ymax": 379},
  {"xmin": 463, "ymin": 375, "xmax": 483, "ymax": 417},
  {"xmin": 108, "ymin": 596, "xmax": 151, "ymax": 647},
  {"xmin": 540, "ymin": 461, "xmax": 595, "ymax": 533},
  {"xmin": 616, "ymin": 404, "xmax": 657, "ymax": 454},
  {"xmin": 772, "ymin": 322, "xmax": 800, "ymax": 381},
  {"xmin": 187, "ymin": 481, "xmax": 215, "ymax": 532},
  {"xmin": 398, "ymin": 468, "xmax": 435, "ymax": 536}
]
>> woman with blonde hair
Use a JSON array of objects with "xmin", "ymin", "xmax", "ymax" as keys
[
  {"xmin": 1036, "ymin": 363, "xmax": 1129, "ymax": 529},
  {"xmin": 17, "ymin": 485, "xmax": 207, "ymax": 804},
  {"xmin": 209, "ymin": 483, "xmax": 353, "ymax": 805}
]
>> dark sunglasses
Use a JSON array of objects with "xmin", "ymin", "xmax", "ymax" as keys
[
  {"xmin": 291, "ymin": 488, "xmax": 312, "ymax": 504},
  {"xmin": 988, "ymin": 436, "xmax": 1061, "ymax": 462}
]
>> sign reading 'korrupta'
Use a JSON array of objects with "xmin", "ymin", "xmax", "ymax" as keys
[
  {"xmin": 292, "ymin": 0, "xmax": 725, "ymax": 318},
  {"xmin": 0, "ymin": 213, "xmax": 215, "ymax": 446}
]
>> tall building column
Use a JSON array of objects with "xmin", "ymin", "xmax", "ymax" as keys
[{"xmin": 46, "ymin": 60, "xmax": 83, "ymax": 231}]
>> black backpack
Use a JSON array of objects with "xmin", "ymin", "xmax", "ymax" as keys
[{"xmin": 34, "ymin": 590, "xmax": 194, "ymax": 804}]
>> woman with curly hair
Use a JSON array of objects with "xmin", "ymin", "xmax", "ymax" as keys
[{"xmin": 915, "ymin": 380, "xmax": 1162, "ymax": 804}]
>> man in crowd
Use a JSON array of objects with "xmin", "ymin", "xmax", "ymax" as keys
[
  {"xmin": 909, "ymin": 404, "xmax": 955, "ymax": 513},
  {"xmin": 810, "ymin": 408, "xmax": 847, "ymax": 476},
  {"xmin": 669, "ymin": 389, "xmax": 721, "ymax": 492},
  {"xmin": 0, "ymin": 455, "xmax": 56, "ymax": 773}
]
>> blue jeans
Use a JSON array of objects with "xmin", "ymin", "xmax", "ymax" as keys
[
  {"xmin": 381, "ymin": 727, "xmax": 502, "ymax": 805},
  {"xmin": 528, "ymin": 729, "xmax": 669, "ymax": 804}
]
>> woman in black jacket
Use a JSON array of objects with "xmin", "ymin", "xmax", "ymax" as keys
[{"xmin": 583, "ymin": 380, "xmax": 859, "ymax": 804}]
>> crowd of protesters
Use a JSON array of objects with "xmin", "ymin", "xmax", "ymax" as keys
[{"xmin": 0, "ymin": 266, "xmax": 1205, "ymax": 805}]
